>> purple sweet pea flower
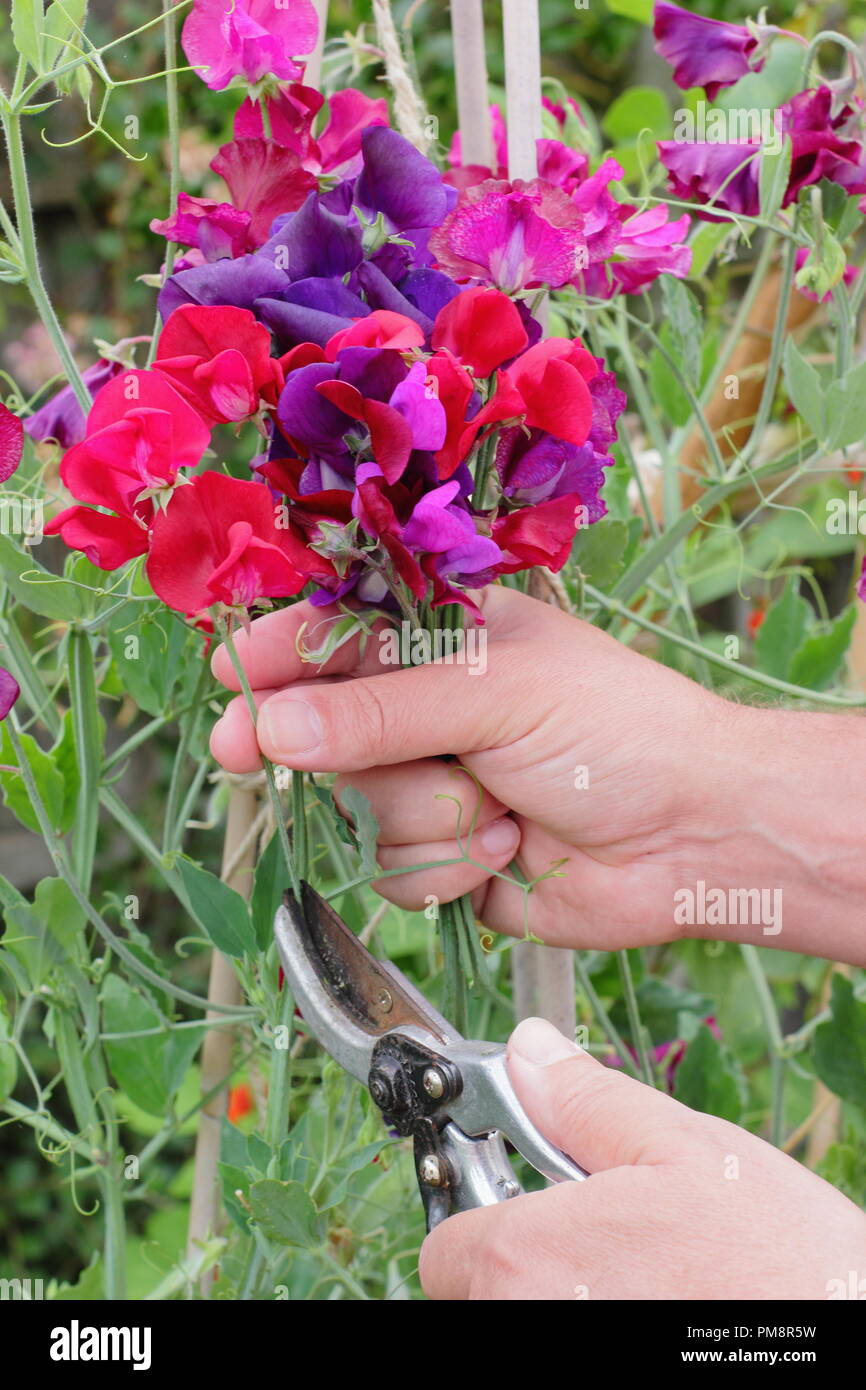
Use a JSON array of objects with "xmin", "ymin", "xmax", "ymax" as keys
[
  {"xmin": 182, "ymin": 0, "xmax": 319, "ymax": 92},
  {"xmin": 653, "ymin": 2, "xmax": 765, "ymax": 101},
  {"xmin": 158, "ymin": 253, "xmax": 289, "ymax": 319},
  {"xmin": 0, "ymin": 667, "xmax": 19, "ymax": 721},
  {"xmin": 25, "ymin": 358, "xmax": 125, "ymax": 449},
  {"xmin": 354, "ymin": 126, "xmax": 456, "ymax": 261}
]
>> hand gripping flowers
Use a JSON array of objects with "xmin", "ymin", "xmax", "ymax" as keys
[{"xmin": 45, "ymin": 121, "xmax": 626, "ymax": 629}]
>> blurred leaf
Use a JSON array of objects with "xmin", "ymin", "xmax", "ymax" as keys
[
  {"xmin": 661, "ymin": 278, "xmax": 702, "ymax": 389},
  {"xmin": 825, "ymin": 359, "xmax": 866, "ymax": 451},
  {"xmin": 753, "ymin": 577, "xmax": 811, "ymax": 679},
  {"xmin": 572, "ymin": 518, "xmax": 630, "ymax": 589},
  {"xmin": 0, "ymin": 534, "xmax": 88, "ymax": 621},
  {"xmin": 0, "ymin": 721, "xmax": 65, "ymax": 834},
  {"xmin": 782, "ymin": 338, "xmax": 824, "ymax": 438},
  {"xmin": 674, "ymin": 1024, "xmax": 744, "ymax": 1122},
  {"xmin": 611, "ymin": 978, "xmax": 712, "ymax": 1046},
  {"xmin": 52, "ymin": 1254, "xmax": 103, "ymax": 1301},
  {"xmin": 11, "ymin": 0, "xmax": 45, "ymax": 72},
  {"xmin": 51, "ymin": 710, "xmax": 82, "ymax": 833},
  {"xmin": 176, "ymin": 856, "xmax": 256, "ymax": 959},
  {"xmin": 602, "ymin": 86, "xmax": 671, "ymax": 143},
  {"xmin": 813, "ymin": 975, "xmax": 866, "ymax": 1110},
  {"xmin": 251, "ymin": 830, "xmax": 287, "ymax": 952},
  {"xmin": 788, "ymin": 604, "xmax": 855, "ymax": 690},
  {"xmin": 102, "ymin": 976, "xmax": 171, "ymax": 1117},
  {"xmin": 0, "ymin": 997, "xmax": 17, "ymax": 1104},
  {"xmin": 688, "ymin": 222, "xmax": 733, "ymax": 278},
  {"xmin": 34, "ymin": 876, "xmax": 85, "ymax": 955},
  {"xmin": 249, "ymin": 1178, "xmax": 325, "ymax": 1248},
  {"xmin": 604, "ymin": 0, "xmax": 652, "ymax": 23},
  {"xmin": 758, "ymin": 135, "xmax": 792, "ymax": 224},
  {"xmin": 42, "ymin": 0, "xmax": 87, "ymax": 70},
  {"xmin": 339, "ymin": 786, "xmax": 380, "ymax": 878}
]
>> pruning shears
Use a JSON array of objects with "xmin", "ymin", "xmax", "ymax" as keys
[{"xmin": 274, "ymin": 882, "xmax": 587, "ymax": 1231}]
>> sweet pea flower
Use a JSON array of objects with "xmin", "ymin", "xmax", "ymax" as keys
[
  {"xmin": 182, "ymin": 0, "xmax": 319, "ymax": 92},
  {"xmin": 0, "ymin": 401, "xmax": 24, "ymax": 482},
  {"xmin": 147, "ymin": 469, "xmax": 325, "ymax": 615},
  {"xmin": 429, "ymin": 178, "xmax": 588, "ymax": 292},
  {"xmin": 859, "ymin": 557, "xmax": 866, "ymax": 605},
  {"xmin": 44, "ymin": 370, "xmax": 210, "ymax": 570},
  {"xmin": 653, "ymin": 2, "xmax": 768, "ymax": 101},
  {"xmin": 154, "ymin": 304, "xmax": 283, "ymax": 423},
  {"xmin": 234, "ymin": 84, "xmax": 390, "ymax": 180},
  {"xmin": 430, "ymin": 286, "xmax": 528, "ymax": 378},
  {"xmin": 0, "ymin": 667, "xmax": 19, "ymax": 721},
  {"xmin": 150, "ymin": 193, "xmax": 254, "ymax": 265}
]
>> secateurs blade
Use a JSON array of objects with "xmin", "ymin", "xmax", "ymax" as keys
[{"xmin": 274, "ymin": 881, "xmax": 587, "ymax": 1230}]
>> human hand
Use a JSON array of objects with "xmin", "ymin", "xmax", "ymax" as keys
[
  {"xmin": 418, "ymin": 1017, "xmax": 866, "ymax": 1301},
  {"xmin": 210, "ymin": 586, "xmax": 865, "ymax": 960}
]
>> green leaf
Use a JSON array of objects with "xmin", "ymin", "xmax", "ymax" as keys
[
  {"xmin": 102, "ymin": 975, "xmax": 170, "ymax": 1117},
  {"xmin": 758, "ymin": 135, "xmax": 792, "ymax": 224},
  {"xmin": 610, "ymin": 978, "xmax": 712, "ymax": 1046},
  {"xmin": 175, "ymin": 856, "xmax": 256, "ymax": 959},
  {"xmin": 688, "ymin": 221, "xmax": 733, "ymax": 279},
  {"xmin": 310, "ymin": 782, "xmax": 355, "ymax": 848},
  {"xmin": 34, "ymin": 876, "xmax": 85, "ymax": 955},
  {"xmin": 753, "ymin": 577, "xmax": 811, "ymax": 680},
  {"xmin": 52, "ymin": 1253, "xmax": 104, "ymax": 1301},
  {"xmin": 782, "ymin": 338, "xmax": 824, "ymax": 439},
  {"xmin": 338, "ymin": 786, "xmax": 379, "ymax": 877},
  {"xmin": 251, "ymin": 830, "xmax": 286, "ymax": 952},
  {"xmin": 603, "ymin": 0, "xmax": 652, "ymax": 23},
  {"xmin": 787, "ymin": 603, "xmax": 856, "ymax": 691},
  {"xmin": 0, "ymin": 997, "xmax": 18, "ymax": 1104},
  {"xmin": 571, "ymin": 518, "xmax": 630, "ymax": 589},
  {"xmin": 825, "ymin": 358, "xmax": 866, "ymax": 451},
  {"xmin": 42, "ymin": 0, "xmax": 87, "ymax": 70},
  {"xmin": 674, "ymin": 1025, "xmax": 743, "ymax": 1123},
  {"xmin": 0, "ymin": 534, "xmax": 89, "ymax": 622},
  {"xmin": 795, "ymin": 232, "xmax": 846, "ymax": 302},
  {"xmin": 51, "ymin": 709, "xmax": 82, "ymax": 833},
  {"xmin": 249, "ymin": 1178, "xmax": 325, "ymax": 1248},
  {"xmin": 0, "ymin": 721, "xmax": 65, "ymax": 834},
  {"xmin": 602, "ymin": 86, "xmax": 671, "ymax": 144},
  {"xmin": 661, "ymin": 277, "xmax": 703, "ymax": 390},
  {"xmin": 813, "ymin": 976, "xmax": 866, "ymax": 1110},
  {"xmin": 11, "ymin": 0, "xmax": 44, "ymax": 72}
]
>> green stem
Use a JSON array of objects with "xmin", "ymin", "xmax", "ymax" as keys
[
  {"xmin": 265, "ymin": 982, "xmax": 295, "ymax": 1152},
  {"xmin": 573, "ymin": 952, "xmax": 638, "ymax": 1077},
  {"xmin": 616, "ymin": 950, "xmax": 653, "ymax": 1086},
  {"xmin": 585, "ymin": 583, "xmax": 866, "ymax": 707},
  {"xmin": 740, "ymin": 944, "xmax": 786, "ymax": 1147},
  {"xmin": 0, "ymin": 112, "xmax": 89, "ymax": 410},
  {"xmin": 68, "ymin": 628, "xmax": 101, "ymax": 892},
  {"xmin": 162, "ymin": 658, "xmax": 209, "ymax": 853}
]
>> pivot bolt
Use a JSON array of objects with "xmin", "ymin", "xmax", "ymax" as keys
[
  {"xmin": 418, "ymin": 1153, "xmax": 447, "ymax": 1187},
  {"xmin": 422, "ymin": 1067, "xmax": 446, "ymax": 1099}
]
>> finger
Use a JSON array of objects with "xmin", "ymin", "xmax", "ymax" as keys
[
  {"xmin": 419, "ymin": 1203, "xmax": 501, "ymax": 1301},
  {"xmin": 334, "ymin": 760, "xmax": 507, "ymax": 846},
  {"xmin": 209, "ymin": 688, "xmax": 281, "ymax": 772},
  {"xmin": 210, "ymin": 600, "xmax": 392, "ymax": 692},
  {"xmin": 255, "ymin": 642, "xmax": 539, "ymax": 772},
  {"xmin": 373, "ymin": 816, "xmax": 521, "ymax": 910},
  {"xmin": 506, "ymin": 1018, "xmax": 705, "ymax": 1173}
]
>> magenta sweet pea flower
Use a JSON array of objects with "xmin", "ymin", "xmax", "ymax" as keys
[
  {"xmin": 859, "ymin": 557, "xmax": 866, "ymax": 604},
  {"xmin": 0, "ymin": 667, "xmax": 19, "ymax": 721},
  {"xmin": 0, "ymin": 400, "xmax": 25, "ymax": 482},
  {"xmin": 653, "ymin": 1, "xmax": 765, "ymax": 101},
  {"xmin": 429, "ymin": 178, "xmax": 588, "ymax": 292},
  {"xmin": 182, "ymin": 0, "xmax": 319, "ymax": 92}
]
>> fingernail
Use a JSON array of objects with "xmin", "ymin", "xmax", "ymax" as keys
[
  {"xmin": 259, "ymin": 698, "xmax": 323, "ymax": 757},
  {"xmin": 510, "ymin": 1017, "xmax": 582, "ymax": 1067},
  {"xmin": 480, "ymin": 816, "xmax": 519, "ymax": 856}
]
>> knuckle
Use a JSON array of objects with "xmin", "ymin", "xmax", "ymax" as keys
[{"xmin": 345, "ymin": 681, "xmax": 390, "ymax": 758}]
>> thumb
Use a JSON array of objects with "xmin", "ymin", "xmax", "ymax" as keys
[
  {"xmin": 255, "ymin": 654, "xmax": 527, "ymax": 773},
  {"xmin": 507, "ymin": 1017, "xmax": 705, "ymax": 1174}
]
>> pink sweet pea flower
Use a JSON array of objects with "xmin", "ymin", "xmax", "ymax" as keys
[
  {"xmin": 235, "ymin": 85, "xmax": 390, "ymax": 179},
  {"xmin": 0, "ymin": 667, "xmax": 19, "ymax": 721},
  {"xmin": 154, "ymin": 304, "xmax": 282, "ymax": 423},
  {"xmin": 324, "ymin": 311, "xmax": 426, "ymax": 358},
  {"xmin": 654, "ymin": 1, "xmax": 770, "ymax": 101},
  {"xmin": 429, "ymin": 178, "xmax": 588, "ymax": 293},
  {"xmin": 44, "ymin": 370, "xmax": 210, "ymax": 570},
  {"xmin": 209, "ymin": 138, "xmax": 318, "ymax": 247},
  {"xmin": 182, "ymin": 0, "xmax": 319, "ymax": 92},
  {"xmin": 150, "ymin": 192, "xmax": 254, "ymax": 263}
]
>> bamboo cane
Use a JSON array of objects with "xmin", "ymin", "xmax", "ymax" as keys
[
  {"xmin": 450, "ymin": 0, "xmax": 494, "ymax": 169},
  {"xmin": 186, "ymin": 783, "xmax": 258, "ymax": 1297},
  {"xmin": 306, "ymin": 0, "xmax": 329, "ymax": 93},
  {"xmin": 502, "ymin": 0, "xmax": 576, "ymax": 1038}
]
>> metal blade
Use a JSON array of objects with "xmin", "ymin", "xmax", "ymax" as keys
[{"xmin": 275, "ymin": 882, "xmax": 452, "ymax": 1082}]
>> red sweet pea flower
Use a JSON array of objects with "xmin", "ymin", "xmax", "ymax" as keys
[
  {"xmin": 155, "ymin": 304, "xmax": 282, "ymax": 423},
  {"xmin": 146, "ymin": 469, "xmax": 328, "ymax": 616},
  {"xmin": 235, "ymin": 84, "xmax": 389, "ymax": 180},
  {"xmin": 324, "ymin": 310, "xmax": 426, "ymax": 358},
  {"xmin": 504, "ymin": 338, "xmax": 598, "ymax": 446},
  {"xmin": 430, "ymin": 287, "xmax": 528, "ymax": 378},
  {"xmin": 493, "ymin": 494, "xmax": 583, "ymax": 573},
  {"xmin": 44, "ymin": 370, "xmax": 210, "ymax": 570},
  {"xmin": 423, "ymin": 351, "xmax": 476, "ymax": 480},
  {"xmin": 0, "ymin": 401, "xmax": 24, "ymax": 483}
]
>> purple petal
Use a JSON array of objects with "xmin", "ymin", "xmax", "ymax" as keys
[
  {"xmin": 260, "ymin": 191, "xmax": 363, "ymax": 280},
  {"xmin": 0, "ymin": 666, "xmax": 19, "ymax": 721},
  {"xmin": 159, "ymin": 254, "xmax": 288, "ymax": 318},
  {"xmin": 355, "ymin": 127, "xmax": 452, "ymax": 235}
]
